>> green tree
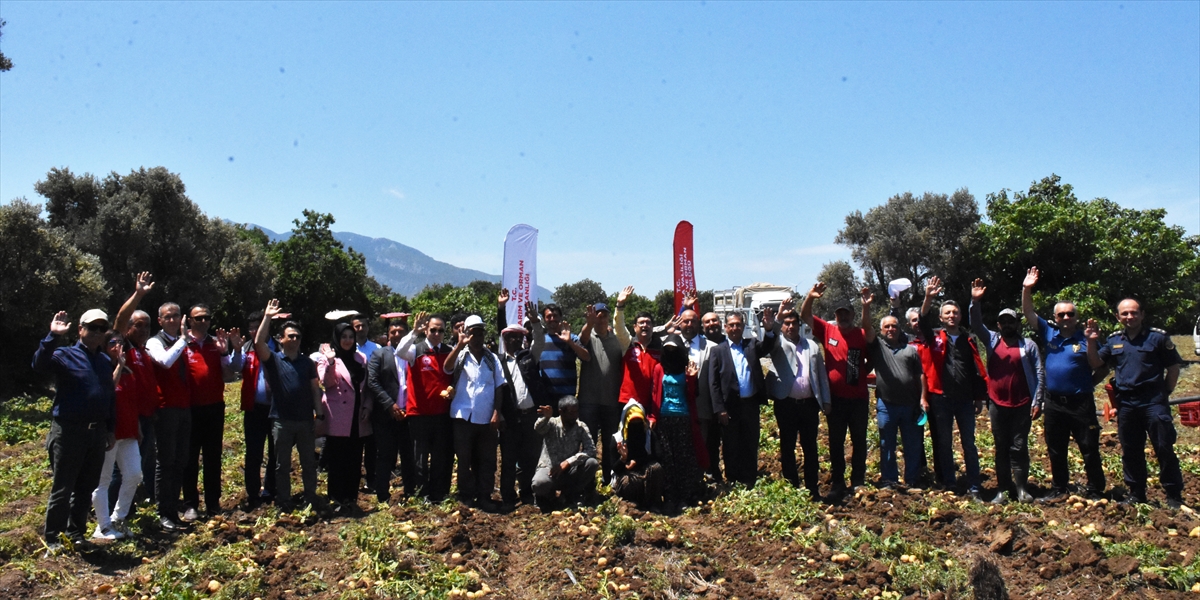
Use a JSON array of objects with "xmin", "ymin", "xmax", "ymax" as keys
[
  {"xmin": 409, "ymin": 281, "xmax": 498, "ymax": 340},
  {"xmin": 981, "ymin": 174, "xmax": 1200, "ymax": 332},
  {"xmin": 269, "ymin": 210, "xmax": 371, "ymax": 349},
  {"xmin": 836, "ymin": 189, "xmax": 982, "ymax": 307},
  {"xmin": 551, "ymin": 279, "xmax": 607, "ymax": 331},
  {"xmin": 34, "ymin": 166, "xmax": 276, "ymax": 326},
  {"xmin": 0, "ymin": 19, "xmax": 13, "ymax": 72},
  {"xmin": 0, "ymin": 200, "xmax": 108, "ymax": 391},
  {"xmin": 811, "ymin": 260, "xmax": 863, "ymax": 323}
]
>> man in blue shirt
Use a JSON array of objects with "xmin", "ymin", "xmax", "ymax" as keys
[
  {"xmin": 538, "ymin": 304, "xmax": 591, "ymax": 400},
  {"xmin": 32, "ymin": 309, "xmax": 117, "ymax": 552},
  {"xmin": 1022, "ymin": 267, "xmax": 1107, "ymax": 501},
  {"xmin": 1086, "ymin": 298, "xmax": 1185, "ymax": 508}
]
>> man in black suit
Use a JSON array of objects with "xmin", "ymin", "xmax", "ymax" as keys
[
  {"xmin": 365, "ymin": 318, "xmax": 414, "ymax": 503},
  {"xmin": 708, "ymin": 308, "xmax": 777, "ymax": 487}
]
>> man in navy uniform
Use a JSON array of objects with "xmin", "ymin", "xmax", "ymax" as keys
[
  {"xmin": 1085, "ymin": 298, "xmax": 1184, "ymax": 508},
  {"xmin": 1021, "ymin": 267, "xmax": 1107, "ymax": 501}
]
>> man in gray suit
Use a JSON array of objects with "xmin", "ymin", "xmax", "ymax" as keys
[
  {"xmin": 765, "ymin": 298, "xmax": 831, "ymax": 499},
  {"xmin": 365, "ymin": 318, "xmax": 414, "ymax": 502}
]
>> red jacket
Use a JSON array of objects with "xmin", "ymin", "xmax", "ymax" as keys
[
  {"xmin": 406, "ymin": 342, "xmax": 453, "ymax": 416},
  {"xmin": 619, "ymin": 342, "xmax": 659, "ymax": 405},
  {"xmin": 240, "ymin": 347, "xmax": 262, "ymax": 412},
  {"xmin": 188, "ymin": 336, "xmax": 227, "ymax": 407},
  {"xmin": 912, "ymin": 329, "xmax": 989, "ymax": 399}
]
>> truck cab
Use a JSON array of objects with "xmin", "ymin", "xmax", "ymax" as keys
[{"xmin": 712, "ymin": 283, "xmax": 805, "ymax": 341}]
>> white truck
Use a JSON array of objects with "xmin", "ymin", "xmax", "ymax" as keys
[{"xmin": 711, "ymin": 283, "xmax": 801, "ymax": 340}]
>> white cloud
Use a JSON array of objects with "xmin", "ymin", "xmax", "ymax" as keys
[{"xmin": 385, "ymin": 188, "xmax": 406, "ymax": 200}]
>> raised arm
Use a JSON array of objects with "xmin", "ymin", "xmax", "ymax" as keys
[
  {"xmin": 253, "ymin": 300, "xmax": 280, "ymax": 363},
  {"xmin": 496, "ymin": 288, "xmax": 509, "ymax": 333},
  {"xmin": 442, "ymin": 330, "xmax": 469, "ymax": 375},
  {"xmin": 1084, "ymin": 319, "xmax": 1105, "ymax": 370},
  {"xmin": 968, "ymin": 278, "xmax": 994, "ymax": 341},
  {"xmin": 1020, "ymin": 267, "xmax": 1040, "ymax": 325},
  {"xmin": 614, "ymin": 286, "xmax": 633, "ymax": 352},
  {"xmin": 526, "ymin": 301, "xmax": 547, "ymax": 360},
  {"xmin": 799, "ymin": 283, "xmax": 824, "ymax": 328},
  {"xmin": 114, "ymin": 271, "xmax": 154, "ymax": 336},
  {"xmin": 862, "ymin": 287, "xmax": 877, "ymax": 344}
]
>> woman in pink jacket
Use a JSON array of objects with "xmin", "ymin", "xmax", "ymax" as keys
[{"xmin": 317, "ymin": 323, "xmax": 372, "ymax": 509}]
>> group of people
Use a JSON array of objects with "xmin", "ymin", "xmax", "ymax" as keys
[{"xmin": 32, "ymin": 266, "xmax": 1187, "ymax": 552}]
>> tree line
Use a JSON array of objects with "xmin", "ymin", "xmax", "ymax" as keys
[{"xmin": 2, "ymin": 167, "xmax": 1196, "ymax": 393}]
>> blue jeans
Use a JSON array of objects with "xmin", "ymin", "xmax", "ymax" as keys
[
  {"xmin": 929, "ymin": 394, "xmax": 980, "ymax": 491},
  {"xmin": 876, "ymin": 399, "xmax": 923, "ymax": 486}
]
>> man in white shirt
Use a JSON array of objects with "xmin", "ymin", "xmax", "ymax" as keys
[{"xmin": 443, "ymin": 315, "xmax": 508, "ymax": 511}]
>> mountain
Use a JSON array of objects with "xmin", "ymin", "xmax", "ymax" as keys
[{"xmin": 247, "ymin": 224, "xmax": 552, "ymax": 299}]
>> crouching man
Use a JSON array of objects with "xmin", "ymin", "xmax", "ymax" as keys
[{"xmin": 531, "ymin": 396, "xmax": 598, "ymax": 509}]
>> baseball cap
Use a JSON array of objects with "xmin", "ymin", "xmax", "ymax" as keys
[
  {"xmin": 463, "ymin": 315, "xmax": 486, "ymax": 330},
  {"xmin": 80, "ymin": 309, "xmax": 110, "ymax": 326},
  {"xmin": 834, "ymin": 305, "xmax": 853, "ymax": 315},
  {"xmin": 593, "ymin": 302, "xmax": 610, "ymax": 313},
  {"xmin": 998, "ymin": 308, "xmax": 1021, "ymax": 320}
]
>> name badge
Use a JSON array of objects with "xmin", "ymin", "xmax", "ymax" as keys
[
  {"xmin": 828, "ymin": 338, "xmax": 839, "ymax": 347},
  {"xmin": 1113, "ymin": 344, "xmax": 1124, "ymax": 349}
]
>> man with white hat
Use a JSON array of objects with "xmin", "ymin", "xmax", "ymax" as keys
[
  {"xmin": 496, "ymin": 290, "xmax": 550, "ymax": 508},
  {"xmin": 32, "ymin": 308, "xmax": 117, "ymax": 552},
  {"xmin": 443, "ymin": 314, "xmax": 508, "ymax": 510}
]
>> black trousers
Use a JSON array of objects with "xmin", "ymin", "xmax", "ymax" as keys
[
  {"xmin": 325, "ymin": 435, "xmax": 367, "ymax": 503},
  {"xmin": 1043, "ymin": 393, "xmax": 1105, "ymax": 493},
  {"xmin": 452, "ymin": 419, "xmax": 498, "ymax": 503},
  {"xmin": 362, "ymin": 434, "xmax": 377, "ymax": 491},
  {"xmin": 721, "ymin": 400, "xmax": 761, "ymax": 487},
  {"xmin": 774, "ymin": 397, "xmax": 821, "ymax": 495},
  {"xmin": 988, "ymin": 402, "xmax": 1031, "ymax": 490},
  {"xmin": 243, "ymin": 403, "xmax": 277, "ymax": 501},
  {"xmin": 826, "ymin": 396, "xmax": 869, "ymax": 490},
  {"xmin": 183, "ymin": 402, "xmax": 225, "ymax": 513},
  {"xmin": 408, "ymin": 414, "xmax": 453, "ymax": 500},
  {"xmin": 1118, "ymin": 400, "xmax": 1183, "ymax": 498},
  {"xmin": 372, "ymin": 413, "xmax": 413, "ymax": 501},
  {"xmin": 579, "ymin": 403, "xmax": 622, "ymax": 484},
  {"xmin": 155, "ymin": 407, "xmax": 191, "ymax": 519},
  {"xmin": 699, "ymin": 418, "xmax": 723, "ymax": 482},
  {"xmin": 499, "ymin": 408, "xmax": 541, "ymax": 503},
  {"xmin": 44, "ymin": 420, "xmax": 108, "ymax": 542}
]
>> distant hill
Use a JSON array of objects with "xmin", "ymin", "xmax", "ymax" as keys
[{"xmin": 246, "ymin": 224, "xmax": 552, "ymax": 300}]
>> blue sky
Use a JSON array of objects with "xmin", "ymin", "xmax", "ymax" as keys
[{"xmin": 1, "ymin": 1, "xmax": 1197, "ymax": 297}]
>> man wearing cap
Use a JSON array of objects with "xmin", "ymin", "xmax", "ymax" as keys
[
  {"xmin": 708, "ymin": 308, "xmax": 777, "ymax": 487},
  {"xmin": 33, "ymin": 308, "xmax": 117, "ymax": 551},
  {"xmin": 443, "ymin": 315, "xmax": 508, "ymax": 510},
  {"xmin": 181, "ymin": 304, "xmax": 242, "ymax": 521},
  {"xmin": 366, "ymin": 317, "xmax": 414, "ymax": 503},
  {"xmin": 145, "ymin": 301, "xmax": 192, "ymax": 531},
  {"xmin": 765, "ymin": 298, "xmax": 832, "ymax": 497},
  {"xmin": 1086, "ymin": 299, "xmax": 1185, "ymax": 508},
  {"xmin": 396, "ymin": 312, "xmax": 455, "ymax": 501},
  {"xmin": 969, "ymin": 279, "xmax": 1045, "ymax": 503},
  {"xmin": 917, "ymin": 276, "xmax": 989, "ymax": 498},
  {"xmin": 578, "ymin": 302, "xmax": 627, "ymax": 486},
  {"xmin": 496, "ymin": 291, "xmax": 551, "ymax": 508},
  {"xmin": 800, "ymin": 282, "xmax": 871, "ymax": 501},
  {"xmin": 1022, "ymin": 267, "xmax": 1107, "ymax": 501}
]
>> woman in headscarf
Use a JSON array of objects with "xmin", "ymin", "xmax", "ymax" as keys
[
  {"xmin": 317, "ymin": 322, "xmax": 372, "ymax": 510},
  {"xmin": 611, "ymin": 399, "xmax": 664, "ymax": 510},
  {"xmin": 650, "ymin": 334, "xmax": 707, "ymax": 510}
]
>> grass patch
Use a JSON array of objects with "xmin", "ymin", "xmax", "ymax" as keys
[{"xmin": 713, "ymin": 477, "xmax": 822, "ymax": 539}]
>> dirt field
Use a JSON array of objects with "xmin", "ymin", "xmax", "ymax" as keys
[{"xmin": 1, "ymin": 349, "xmax": 1198, "ymax": 599}]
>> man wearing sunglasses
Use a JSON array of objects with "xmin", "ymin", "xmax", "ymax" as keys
[
  {"xmin": 33, "ymin": 308, "xmax": 117, "ymax": 553},
  {"xmin": 396, "ymin": 312, "xmax": 456, "ymax": 501},
  {"xmin": 1022, "ymin": 266, "xmax": 1108, "ymax": 502},
  {"xmin": 180, "ymin": 304, "xmax": 243, "ymax": 521}
]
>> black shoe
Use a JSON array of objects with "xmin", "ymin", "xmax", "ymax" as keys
[
  {"xmin": 990, "ymin": 491, "xmax": 1008, "ymax": 505},
  {"xmin": 159, "ymin": 517, "xmax": 185, "ymax": 532},
  {"xmin": 1015, "ymin": 487, "xmax": 1034, "ymax": 504},
  {"xmin": 1039, "ymin": 487, "xmax": 1069, "ymax": 503},
  {"xmin": 1120, "ymin": 493, "xmax": 1148, "ymax": 507},
  {"xmin": 1084, "ymin": 488, "xmax": 1106, "ymax": 500},
  {"xmin": 476, "ymin": 499, "xmax": 500, "ymax": 513},
  {"xmin": 1166, "ymin": 495, "xmax": 1186, "ymax": 510}
]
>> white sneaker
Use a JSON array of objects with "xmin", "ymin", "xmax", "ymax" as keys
[
  {"xmin": 92, "ymin": 525, "xmax": 125, "ymax": 540},
  {"xmin": 112, "ymin": 519, "xmax": 132, "ymax": 538}
]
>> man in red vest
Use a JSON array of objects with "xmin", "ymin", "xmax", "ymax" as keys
[
  {"xmin": 396, "ymin": 312, "xmax": 455, "ymax": 501},
  {"xmin": 180, "ymin": 304, "xmax": 242, "ymax": 521},
  {"xmin": 146, "ymin": 302, "xmax": 191, "ymax": 531}
]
